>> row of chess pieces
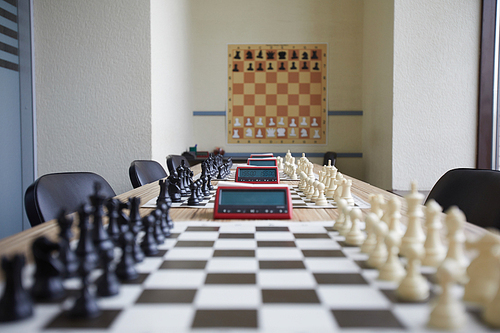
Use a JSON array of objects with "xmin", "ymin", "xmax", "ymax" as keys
[
  {"xmin": 337, "ymin": 181, "xmax": 500, "ymax": 330},
  {"xmin": 0, "ymin": 181, "xmax": 174, "ymax": 322},
  {"xmin": 279, "ymin": 152, "xmax": 355, "ymax": 206}
]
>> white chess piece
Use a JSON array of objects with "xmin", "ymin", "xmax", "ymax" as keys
[
  {"xmin": 277, "ymin": 128, "xmax": 286, "ymax": 137},
  {"xmin": 311, "ymin": 180, "xmax": 320, "ymax": 201},
  {"xmin": 341, "ymin": 179, "xmax": 354, "ymax": 206},
  {"xmin": 444, "ymin": 206, "xmax": 469, "ymax": 283},
  {"xmin": 360, "ymin": 213, "xmax": 379, "ymax": 254},
  {"xmin": 246, "ymin": 118, "xmax": 252, "ymax": 126},
  {"xmin": 387, "ymin": 197, "xmax": 404, "ymax": 238},
  {"xmin": 313, "ymin": 130, "xmax": 320, "ymax": 138},
  {"xmin": 266, "ymin": 128, "xmax": 276, "ymax": 137},
  {"xmin": 291, "ymin": 164, "xmax": 298, "ymax": 180},
  {"xmin": 300, "ymin": 117, "xmax": 308, "ymax": 126},
  {"xmin": 428, "ymin": 259, "xmax": 466, "ymax": 330},
  {"xmin": 256, "ymin": 117, "xmax": 264, "ymax": 126},
  {"xmin": 325, "ymin": 168, "xmax": 338, "ymax": 199},
  {"xmin": 289, "ymin": 128, "xmax": 296, "ymax": 136},
  {"xmin": 234, "ymin": 118, "xmax": 242, "ymax": 127},
  {"xmin": 278, "ymin": 117, "xmax": 285, "ymax": 125},
  {"xmin": 400, "ymin": 182, "xmax": 426, "ymax": 257},
  {"xmin": 345, "ymin": 208, "xmax": 366, "ymax": 246},
  {"xmin": 378, "ymin": 230, "xmax": 406, "ymax": 282},
  {"xmin": 333, "ymin": 198, "xmax": 347, "ymax": 231},
  {"xmin": 289, "ymin": 118, "xmax": 297, "ymax": 127},
  {"xmin": 311, "ymin": 118, "xmax": 318, "ymax": 126},
  {"xmin": 300, "ymin": 129, "xmax": 308, "ymax": 137},
  {"xmin": 396, "ymin": 243, "xmax": 429, "ymax": 301},
  {"xmin": 367, "ymin": 222, "xmax": 388, "ymax": 268},
  {"xmin": 268, "ymin": 117, "xmax": 275, "ymax": 126},
  {"xmin": 232, "ymin": 129, "xmax": 240, "ymax": 138},
  {"xmin": 422, "ymin": 199, "xmax": 446, "ymax": 267},
  {"xmin": 245, "ymin": 128, "xmax": 253, "ymax": 137},
  {"xmin": 338, "ymin": 204, "xmax": 352, "ymax": 237},
  {"xmin": 369, "ymin": 194, "xmax": 384, "ymax": 219},
  {"xmin": 463, "ymin": 232, "xmax": 500, "ymax": 305},
  {"xmin": 256, "ymin": 129, "xmax": 263, "ymax": 138},
  {"xmin": 315, "ymin": 182, "xmax": 328, "ymax": 206}
]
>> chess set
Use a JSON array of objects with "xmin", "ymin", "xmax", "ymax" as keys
[{"xmin": 227, "ymin": 44, "xmax": 328, "ymax": 144}]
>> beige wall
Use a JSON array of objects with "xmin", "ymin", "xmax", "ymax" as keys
[
  {"xmin": 190, "ymin": 0, "xmax": 365, "ymax": 179},
  {"xmin": 34, "ymin": 0, "xmax": 152, "ymax": 194}
]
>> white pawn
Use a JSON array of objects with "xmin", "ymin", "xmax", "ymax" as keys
[
  {"xmin": 338, "ymin": 204, "xmax": 352, "ymax": 237},
  {"xmin": 378, "ymin": 231, "xmax": 406, "ymax": 282},
  {"xmin": 444, "ymin": 206, "xmax": 469, "ymax": 284},
  {"xmin": 298, "ymin": 171, "xmax": 307, "ymax": 191},
  {"xmin": 333, "ymin": 199, "xmax": 347, "ymax": 231},
  {"xmin": 307, "ymin": 162, "xmax": 315, "ymax": 179},
  {"xmin": 387, "ymin": 197, "xmax": 404, "ymax": 238},
  {"xmin": 291, "ymin": 164, "xmax": 298, "ymax": 180},
  {"xmin": 396, "ymin": 243, "xmax": 429, "ymax": 301},
  {"xmin": 428, "ymin": 259, "xmax": 466, "ymax": 330},
  {"xmin": 369, "ymin": 194, "xmax": 384, "ymax": 219},
  {"xmin": 360, "ymin": 213, "xmax": 379, "ymax": 254},
  {"xmin": 315, "ymin": 183, "xmax": 328, "ymax": 206},
  {"xmin": 345, "ymin": 208, "xmax": 366, "ymax": 246},
  {"xmin": 311, "ymin": 180, "xmax": 320, "ymax": 202},
  {"xmin": 463, "ymin": 232, "xmax": 500, "ymax": 305},
  {"xmin": 366, "ymin": 222, "xmax": 388, "ymax": 269},
  {"xmin": 341, "ymin": 179, "xmax": 354, "ymax": 206},
  {"xmin": 422, "ymin": 200, "xmax": 446, "ymax": 267}
]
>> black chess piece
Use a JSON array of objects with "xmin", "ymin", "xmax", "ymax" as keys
[
  {"xmin": 278, "ymin": 51, "xmax": 287, "ymax": 59},
  {"xmin": 167, "ymin": 173, "xmax": 182, "ymax": 202},
  {"xmin": 68, "ymin": 258, "xmax": 100, "ymax": 318},
  {"xmin": 156, "ymin": 179, "xmax": 172, "ymax": 207},
  {"xmin": 153, "ymin": 209, "xmax": 166, "ymax": 244},
  {"xmin": 292, "ymin": 51, "xmax": 299, "ymax": 59},
  {"xmin": 176, "ymin": 165, "xmax": 187, "ymax": 196},
  {"xmin": 301, "ymin": 51, "xmax": 309, "ymax": 60},
  {"xmin": 115, "ymin": 220, "xmax": 138, "ymax": 281},
  {"xmin": 256, "ymin": 50, "xmax": 263, "ymax": 59},
  {"xmin": 31, "ymin": 236, "xmax": 66, "ymax": 301},
  {"xmin": 105, "ymin": 198, "xmax": 121, "ymax": 244},
  {"xmin": 234, "ymin": 50, "xmax": 241, "ymax": 59},
  {"xmin": 290, "ymin": 62, "xmax": 297, "ymax": 70},
  {"xmin": 129, "ymin": 197, "xmax": 143, "ymax": 234},
  {"xmin": 155, "ymin": 204, "xmax": 171, "ymax": 237},
  {"xmin": 279, "ymin": 62, "xmax": 286, "ymax": 70},
  {"xmin": 266, "ymin": 51, "xmax": 275, "ymax": 60},
  {"xmin": 187, "ymin": 182, "xmax": 200, "ymax": 206},
  {"xmin": 313, "ymin": 62, "xmax": 320, "ymax": 71},
  {"xmin": 247, "ymin": 63, "xmax": 254, "ymax": 71},
  {"xmin": 95, "ymin": 246, "xmax": 120, "ymax": 297},
  {"xmin": 0, "ymin": 254, "xmax": 33, "ymax": 322},
  {"xmin": 90, "ymin": 183, "xmax": 114, "ymax": 257},
  {"xmin": 267, "ymin": 62, "xmax": 274, "ymax": 70},
  {"xmin": 57, "ymin": 210, "xmax": 78, "ymax": 278},
  {"xmin": 232, "ymin": 64, "xmax": 239, "ymax": 72},
  {"xmin": 245, "ymin": 50, "xmax": 253, "ymax": 59},
  {"xmin": 256, "ymin": 63, "xmax": 264, "ymax": 71},
  {"xmin": 141, "ymin": 214, "xmax": 159, "ymax": 256},
  {"xmin": 311, "ymin": 50, "xmax": 319, "ymax": 59},
  {"xmin": 302, "ymin": 61, "xmax": 309, "ymax": 70},
  {"xmin": 75, "ymin": 204, "xmax": 98, "ymax": 273}
]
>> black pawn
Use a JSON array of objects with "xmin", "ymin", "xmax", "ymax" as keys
[
  {"xmin": 247, "ymin": 63, "xmax": 254, "ymax": 71},
  {"xmin": 156, "ymin": 179, "xmax": 172, "ymax": 207},
  {"xmin": 75, "ymin": 204, "xmax": 98, "ymax": 273},
  {"xmin": 232, "ymin": 64, "xmax": 239, "ymax": 72},
  {"xmin": 279, "ymin": 62, "xmax": 286, "ymax": 70},
  {"xmin": 141, "ymin": 215, "xmax": 159, "ymax": 256},
  {"xmin": 31, "ymin": 236, "xmax": 66, "ymax": 301},
  {"xmin": 57, "ymin": 210, "xmax": 78, "ymax": 278},
  {"xmin": 69, "ymin": 261, "xmax": 100, "ymax": 318},
  {"xmin": 95, "ymin": 247, "xmax": 120, "ymax": 297},
  {"xmin": 302, "ymin": 62, "xmax": 309, "ymax": 70},
  {"xmin": 267, "ymin": 62, "xmax": 274, "ymax": 70},
  {"xmin": 115, "ymin": 222, "xmax": 138, "ymax": 281},
  {"xmin": 256, "ymin": 63, "xmax": 264, "ymax": 71},
  {"xmin": 0, "ymin": 254, "xmax": 33, "ymax": 322},
  {"xmin": 129, "ymin": 197, "xmax": 143, "ymax": 234},
  {"xmin": 155, "ymin": 204, "xmax": 171, "ymax": 238},
  {"xmin": 153, "ymin": 209, "xmax": 166, "ymax": 244},
  {"xmin": 290, "ymin": 62, "xmax": 297, "ymax": 70},
  {"xmin": 105, "ymin": 198, "xmax": 121, "ymax": 244},
  {"xmin": 187, "ymin": 182, "xmax": 200, "ymax": 206},
  {"xmin": 313, "ymin": 62, "xmax": 320, "ymax": 70}
]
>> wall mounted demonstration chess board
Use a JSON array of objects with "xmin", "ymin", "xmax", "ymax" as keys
[{"xmin": 227, "ymin": 44, "xmax": 327, "ymax": 144}]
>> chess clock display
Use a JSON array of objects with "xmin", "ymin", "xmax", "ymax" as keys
[
  {"xmin": 247, "ymin": 158, "xmax": 278, "ymax": 166},
  {"xmin": 214, "ymin": 183, "xmax": 292, "ymax": 219},
  {"xmin": 235, "ymin": 166, "xmax": 280, "ymax": 184}
]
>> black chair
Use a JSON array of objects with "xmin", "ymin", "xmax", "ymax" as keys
[
  {"xmin": 323, "ymin": 151, "xmax": 337, "ymax": 166},
  {"xmin": 425, "ymin": 168, "xmax": 500, "ymax": 229},
  {"xmin": 166, "ymin": 154, "xmax": 190, "ymax": 175},
  {"xmin": 129, "ymin": 160, "xmax": 167, "ymax": 188},
  {"xmin": 24, "ymin": 172, "xmax": 116, "ymax": 227}
]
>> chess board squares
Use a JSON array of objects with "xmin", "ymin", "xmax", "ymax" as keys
[
  {"xmin": 332, "ymin": 310, "xmax": 404, "ymax": 329},
  {"xmin": 45, "ymin": 310, "xmax": 121, "ymax": 329},
  {"xmin": 260, "ymin": 306, "xmax": 336, "ymax": 332},
  {"xmin": 192, "ymin": 309, "xmax": 257, "ymax": 328},
  {"xmin": 232, "ymin": 71, "xmax": 244, "ymax": 83},
  {"xmin": 317, "ymin": 285, "xmax": 392, "ymax": 309},
  {"xmin": 195, "ymin": 285, "xmax": 260, "ymax": 308}
]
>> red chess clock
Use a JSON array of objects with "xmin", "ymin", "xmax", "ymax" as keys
[
  {"xmin": 249, "ymin": 153, "xmax": 274, "ymax": 158},
  {"xmin": 214, "ymin": 183, "xmax": 292, "ymax": 219},
  {"xmin": 235, "ymin": 166, "xmax": 280, "ymax": 184},
  {"xmin": 247, "ymin": 158, "xmax": 278, "ymax": 167}
]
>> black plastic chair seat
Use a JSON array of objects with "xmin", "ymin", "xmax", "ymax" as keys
[
  {"xmin": 25, "ymin": 172, "xmax": 116, "ymax": 227},
  {"xmin": 425, "ymin": 168, "xmax": 500, "ymax": 230},
  {"xmin": 166, "ymin": 155, "xmax": 190, "ymax": 175},
  {"xmin": 129, "ymin": 160, "xmax": 167, "ymax": 188}
]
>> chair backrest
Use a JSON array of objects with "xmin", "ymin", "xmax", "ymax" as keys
[
  {"xmin": 24, "ymin": 172, "xmax": 116, "ymax": 227},
  {"xmin": 129, "ymin": 160, "xmax": 167, "ymax": 188},
  {"xmin": 425, "ymin": 168, "xmax": 500, "ymax": 229},
  {"xmin": 323, "ymin": 151, "xmax": 337, "ymax": 166},
  {"xmin": 166, "ymin": 154, "xmax": 190, "ymax": 175}
]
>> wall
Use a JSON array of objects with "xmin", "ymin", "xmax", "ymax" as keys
[
  {"xmin": 362, "ymin": 0, "xmax": 394, "ymax": 190},
  {"xmin": 34, "ymin": 0, "xmax": 152, "ymax": 194},
  {"xmin": 392, "ymin": 0, "xmax": 481, "ymax": 191},
  {"xmin": 151, "ymin": 0, "xmax": 193, "ymax": 171},
  {"xmin": 190, "ymin": 0, "xmax": 365, "ymax": 179}
]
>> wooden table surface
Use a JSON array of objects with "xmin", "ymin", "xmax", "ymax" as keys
[{"xmin": 0, "ymin": 163, "xmax": 487, "ymax": 278}]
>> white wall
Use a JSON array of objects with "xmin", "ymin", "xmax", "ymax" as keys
[
  {"xmin": 34, "ymin": 0, "xmax": 152, "ymax": 194},
  {"xmin": 392, "ymin": 0, "xmax": 481, "ymax": 191},
  {"xmin": 151, "ymin": 0, "xmax": 193, "ymax": 171}
]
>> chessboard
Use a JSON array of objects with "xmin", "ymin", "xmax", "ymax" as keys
[
  {"xmin": 142, "ymin": 184, "xmax": 369, "ymax": 210},
  {"xmin": 1, "ymin": 220, "xmax": 495, "ymax": 332},
  {"xmin": 227, "ymin": 44, "xmax": 328, "ymax": 145}
]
